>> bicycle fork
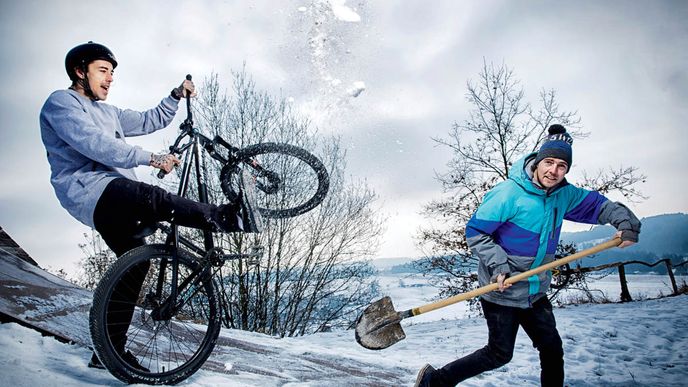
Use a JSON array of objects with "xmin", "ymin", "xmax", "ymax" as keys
[{"xmin": 149, "ymin": 248, "xmax": 214, "ymax": 322}]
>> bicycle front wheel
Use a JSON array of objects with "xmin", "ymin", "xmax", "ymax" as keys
[
  {"xmin": 89, "ymin": 244, "xmax": 221, "ymax": 385},
  {"xmin": 221, "ymin": 142, "xmax": 330, "ymax": 219}
]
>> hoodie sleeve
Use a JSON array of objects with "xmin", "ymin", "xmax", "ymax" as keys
[
  {"xmin": 117, "ymin": 95, "xmax": 179, "ymax": 137},
  {"xmin": 465, "ymin": 182, "xmax": 514, "ymax": 279},
  {"xmin": 41, "ymin": 91, "xmax": 151, "ymax": 168}
]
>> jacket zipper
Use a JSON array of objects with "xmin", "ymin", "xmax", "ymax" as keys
[{"xmin": 551, "ymin": 207, "xmax": 558, "ymax": 239}]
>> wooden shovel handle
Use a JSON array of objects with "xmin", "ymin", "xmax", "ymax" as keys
[{"xmin": 413, "ymin": 237, "xmax": 622, "ymax": 316}]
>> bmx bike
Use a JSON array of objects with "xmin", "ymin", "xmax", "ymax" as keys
[{"xmin": 89, "ymin": 75, "xmax": 329, "ymax": 384}]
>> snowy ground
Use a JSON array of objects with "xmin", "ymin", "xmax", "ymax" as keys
[{"xmin": 1, "ymin": 274, "xmax": 687, "ymax": 386}]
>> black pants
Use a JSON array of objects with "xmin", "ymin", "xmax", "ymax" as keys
[
  {"xmin": 92, "ymin": 178, "xmax": 241, "ymax": 352},
  {"xmin": 432, "ymin": 297, "xmax": 564, "ymax": 387}
]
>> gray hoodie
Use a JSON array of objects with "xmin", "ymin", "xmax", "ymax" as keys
[{"xmin": 39, "ymin": 89, "xmax": 179, "ymax": 227}]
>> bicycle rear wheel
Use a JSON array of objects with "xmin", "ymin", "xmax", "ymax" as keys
[
  {"xmin": 89, "ymin": 244, "xmax": 221, "ymax": 385},
  {"xmin": 220, "ymin": 142, "xmax": 330, "ymax": 219}
]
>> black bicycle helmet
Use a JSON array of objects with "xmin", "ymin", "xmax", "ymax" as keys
[{"xmin": 65, "ymin": 41, "xmax": 118, "ymax": 81}]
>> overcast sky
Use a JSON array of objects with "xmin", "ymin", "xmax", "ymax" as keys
[{"xmin": 1, "ymin": 0, "xmax": 686, "ymax": 275}]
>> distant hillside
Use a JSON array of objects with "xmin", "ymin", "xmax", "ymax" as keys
[
  {"xmin": 369, "ymin": 257, "xmax": 415, "ymax": 271},
  {"xmin": 560, "ymin": 213, "xmax": 688, "ymax": 270}
]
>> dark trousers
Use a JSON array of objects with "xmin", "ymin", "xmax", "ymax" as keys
[
  {"xmin": 92, "ymin": 178, "xmax": 241, "ymax": 352},
  {"xmin": 432, "ymin": 297, "xmax": 564, "ymax": 387}
]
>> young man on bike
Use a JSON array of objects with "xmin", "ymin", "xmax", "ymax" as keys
[
  {"xmin": 39, "ymin": 41, "xmax": 262, "ymax": 370},
  {"xmin": 414, "ymin": 124, "xmax": 641, "ymax": 387}
]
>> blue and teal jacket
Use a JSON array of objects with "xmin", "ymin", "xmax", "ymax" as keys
[{"xmin": 466, "ymin": 153, "xmax": 638, "ymax": 308}]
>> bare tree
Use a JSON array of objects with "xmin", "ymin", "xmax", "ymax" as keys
[
  {"xmin": 416, "ymin": 60, "xmax": 645, "ymax": 308},
  {"xmin": 74, "ymin": 230, "xmax": 117, "ymax": 290},
  {"xmin": 185, "ymin": 70, "xmax": 383, "ymax": 336}
]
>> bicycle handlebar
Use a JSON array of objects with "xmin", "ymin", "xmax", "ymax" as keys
[
  {"xmin": 184, "ymin": 74, "xmax": 192, "ymax": 125},
  {"xmin": 157, "ymin": 74, "xmax": 193, "ymax": 179}
]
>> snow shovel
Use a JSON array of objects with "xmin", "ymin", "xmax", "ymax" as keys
[{"xmin": 355, "ymin": 237, "xmax": 622, "ymax": 350}]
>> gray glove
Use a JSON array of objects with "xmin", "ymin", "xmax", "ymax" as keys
[{"xmin": 598, "ymin": 201, "xmax": 641, "ymax": 242}]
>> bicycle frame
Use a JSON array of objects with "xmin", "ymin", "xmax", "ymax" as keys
[
  {"xmin": 142, "ymin": 74, "xmax": 319, "ymax": 323},
  {"xmin": 149, "ymin": 80, "xmax": 248, "ymax": 321}
]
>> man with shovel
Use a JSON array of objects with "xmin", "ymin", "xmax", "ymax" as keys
[{"xmin": 414, "ymin": 124, "xmax": 641, "ymax": 387}]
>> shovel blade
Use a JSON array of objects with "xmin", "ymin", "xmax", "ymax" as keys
[{"xmin": 355, "ymin": 296, "xmax": 406, "ymax": 350}]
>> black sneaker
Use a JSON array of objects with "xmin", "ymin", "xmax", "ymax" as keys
[
  {"xmin": 414, "ymin": 364, "xmax": 435, "ymax": 387},
  {"xmin": 238, "ymin": 169, "xmax": 263, "ymax": 233},
  {"xmin": 214, "ymin": 203, "xmax": 244, "ymax": 233},
  {"xmin": 87, "ymin": 351, "xmax": 149, "ymax": 372},
  {"xmin": 87, "ymin": 352, "xmax": 105, "ymax": 369},
  {"xmin": 121, "ymin": 350, "xmax": 149, "ymax": 372}
]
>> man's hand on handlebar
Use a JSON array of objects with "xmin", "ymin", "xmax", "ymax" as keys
[
  {"xmin": 150, "ymin": 153, "xmax": 181, "ymax": 174},
  {"xmin": 171, "ymin": 78, "xmax": 197, "ymax": 100}
]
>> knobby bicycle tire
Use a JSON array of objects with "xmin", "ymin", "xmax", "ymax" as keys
[
  {"xmin": 220, "ymin": 142, "xmax": 330, "ymax": 219},
  {"xmin": 89, "ymin": 244, "xmax": 221, "ymax": 385}
]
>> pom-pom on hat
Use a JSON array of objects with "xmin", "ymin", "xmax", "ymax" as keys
[{"xmin": 533, "ymin": 124, "xmax": 573, "ymax": 171}]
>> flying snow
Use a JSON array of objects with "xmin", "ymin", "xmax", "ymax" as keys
[
  {"xmin": 347, "ymin": 81, "xmax": 366, "ymax": 97},
  {"xmin": 328, "ymin": 0, "xmax": 361, "ymax": 22}
]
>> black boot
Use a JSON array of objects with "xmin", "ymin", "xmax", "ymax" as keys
[
  {"xmin": 414, "ymin": 364, "xmax": 435, "ymax": 387},
  {"xmin": 88, "ymin": 352, "xmax": 105, "ymax": 369},
  {"xmin": 87, "ymin": 351, "xmax": 149, "ymax": 372},
  {"xmin": 121, "ymin": 350, "xmax": 150, "ymax": 372}
]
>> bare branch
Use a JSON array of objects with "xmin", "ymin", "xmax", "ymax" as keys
[{"xmin": 579, "ymin": 166, "xmax": 648, "ymax": 203}]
